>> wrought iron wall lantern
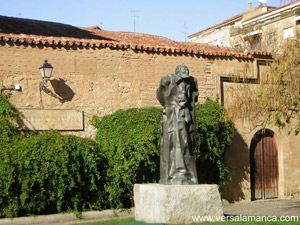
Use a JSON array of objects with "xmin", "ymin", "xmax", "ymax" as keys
[
  {"xmin": 39, "ymin": 60, "xmax": 63, "ymax": 105},
  {"xmin": 39, "ymin": 60, "xmax": 53, "ymax": 91},
  {"xmin": 39, "ymin": 60, "xmax": 53, "ymax": 79}
]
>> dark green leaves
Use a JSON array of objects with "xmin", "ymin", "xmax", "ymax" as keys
[
  {"xmin": 92, "ymin": 108, "xmax": 161, "ymax": 209},
  {"xmin": 195, "ymin": 99, "xmax": 234, "ymax": 185},
  {"xmin": 0, "ymin": 94, "xmax": 234, "ymax": 217},
  {"xmin": 0, "ymin": 94, "xmax": 106, "ymax": 218},
  {"xmin": 92, "ymin": 100, "xmax": 234, "ymax": 208}
]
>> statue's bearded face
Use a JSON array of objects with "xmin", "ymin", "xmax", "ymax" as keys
[{"xmin": 175, "ymin": 65, "xmax": 189, "ymax": 78}]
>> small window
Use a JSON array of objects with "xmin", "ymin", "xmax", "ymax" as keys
[
  {"xmin": 219, "ymin": 38, "xmax": 224, "ymax": 47},
  {"xmin": 249, "ymin": 34, "xmax": 262, "ymax": 50},
  {"xmin": 208, "ymin": 39, "xmax": 218, "ymax": 45},
  {"xmin": 294, "ymin": 16, "xmax": 300, "ymax": 25},
  {"xmin": 283, "ymin": 27, "xmax": 294, "ymax": 39},
  {"xmin": 234, "ymin": 43, "xmax": 242, "ymax": 50},
  {"xmin": 268, "ymin": 32, "xmax": 277, "ymax": 45}
]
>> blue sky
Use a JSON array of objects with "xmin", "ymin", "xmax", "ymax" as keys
[{"xmin": 0, "ymin": 0, "xmax": 282, "ymax": 42}]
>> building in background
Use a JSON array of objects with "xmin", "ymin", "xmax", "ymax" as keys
[
  {"xmin": 189, "ymin": 0, "xmax": 300, "ymax": 52},
  {"xmin": 187, "ymin": 0, "xmax": 300, "ymax": 202}
]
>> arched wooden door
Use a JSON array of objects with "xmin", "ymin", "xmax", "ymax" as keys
[{"xmin": 250, "ymin": 129, "xmax": 279, "ymax": 200}]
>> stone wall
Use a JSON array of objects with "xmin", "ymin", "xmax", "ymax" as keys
[
  {"xmin": 1, "ymin": 40, "xmax": 298, "ymax": 201},
  {"xmin": 0, "ymin": 41, "xmax": 252, "ymax": 137},
  {"xmin": 220, "ymin": 82, "xmax": 300, "ymax": 202}
]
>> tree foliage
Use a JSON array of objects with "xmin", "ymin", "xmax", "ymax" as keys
[{"xmin": 227, "ymin": 36, "xmax": 300, "ymax": 134}]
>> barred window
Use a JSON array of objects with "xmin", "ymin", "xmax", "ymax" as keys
[{"xmin": 268, "ymin": 32, "xmax": 277, "ymax": 45}]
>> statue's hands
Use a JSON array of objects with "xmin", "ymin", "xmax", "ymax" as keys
[{"xmin": 160, "ymin": 76, "xmax": 171, "ymax": 87}]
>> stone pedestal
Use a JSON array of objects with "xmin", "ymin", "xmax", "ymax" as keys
[{"xmin": 134, "ymin": 183, "xmax": 223, "ymax": 224}]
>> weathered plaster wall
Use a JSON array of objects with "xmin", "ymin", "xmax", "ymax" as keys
[
  {"xmin": 189, "ymin": 27, "xmax": 231, "ymax": 47},
  {"xmin": 261, "ymin": 15, "xmax": 300, "ymax": 52}
]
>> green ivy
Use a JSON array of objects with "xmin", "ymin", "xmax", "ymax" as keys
[
  {"xmin": 195, "ymin": 98, "xmax": 234, "ymax": 186},
  {"xmin": 0, "ymin": 131, "xmax": 107, "ymax": 218},
  {"xmin": 0, "ymin": 94, "xmax": 107, "ymax": 218},
  {"xmin": 92, "ymin": 108, "xmax": 161, "ymax": 209},
  {"xmin": 0, "ymin": 94, "xmax": 21, "ymax": 147},
  {"xmin": 0, "ymin": 94, "xmax": 22, "ymax": 217},
  {"xmin": 92, "ymin": 99, "xmax": 234, "ymax": 208},
  {"xmin": 0, "ymin": 94, "xmax": 234, "ymax": 217}
]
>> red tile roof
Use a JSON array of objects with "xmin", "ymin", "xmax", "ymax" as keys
[
  {"xmin": 0, "ymin": 15, "xmax": 272, "ymax": 59},
  {"xmin": 188, "ymin": 13, "xmax": 244, "ymax": 39}
]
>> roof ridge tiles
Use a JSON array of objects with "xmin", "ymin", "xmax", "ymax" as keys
[{"xmin": 0, "ymin": 23, "xmax": 272, "ymax": 59}]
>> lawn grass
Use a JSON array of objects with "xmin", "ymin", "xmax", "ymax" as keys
[
  {"xmin": 72, "ymin": 218, "xmax": 135, "ymax": 225},
  {"xmin": 73, "ymin": 217, "xmax": 300, "ymax": 225}
]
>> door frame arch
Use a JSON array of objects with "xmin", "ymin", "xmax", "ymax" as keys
[{"xmin": 250, "ymin": 129, "xmax": 279, "ymax": 200}]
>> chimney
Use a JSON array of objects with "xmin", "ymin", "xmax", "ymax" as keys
[
  {"xmin": 259, "ymin": 0, "xmax": 268, "ymax": 12},
  {"xmin": 262, "ymin": 5, "xmax": 268, "ymax": 12},
  {"xmin": 248, "ymin": 0, "xmax": 253, "ymax": 11}
]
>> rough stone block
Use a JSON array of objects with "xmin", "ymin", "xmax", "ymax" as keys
[
  {"xmin": 134, "ymin": 183, "xmax": 223, "ymax": 224},
  {"xmin": 19, "ymin": 109, "xmax": 84, "ymax": 131}
]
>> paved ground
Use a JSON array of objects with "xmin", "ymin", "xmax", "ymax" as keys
[
  {"xmin": 42, "ymin": 198, "xmax": 300, "ymax": 224},
  {"xmin": 1, "ymin": 199, "xmax": 299, "ymax": 225},
  {"xmin": 223, "ymin": 198, "xmax": 300, "ymax": 217},
  {"xmin": 59, "ymin": 199, "xmax": 300, "ymax": 224}
]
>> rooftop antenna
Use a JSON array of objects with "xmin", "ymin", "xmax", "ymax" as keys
[
  {"xmin": 183, "ymin": 22, "xmax": 188, "ymax": 42},
  {"xmin": 280, "ymin": 0, "xmax": 294, "ymax": 5},
  {"xmin": 131, "ymin": 10, "xmax": 140, "ymax": 33},
  {"xmin": 281, "ymin": 0, "xmax": 291, "ymax": 5}
]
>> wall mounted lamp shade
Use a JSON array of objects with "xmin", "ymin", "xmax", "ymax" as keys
[{"xmin": 39, "ymin": 60, "xmax": 53, "ymax": 79}]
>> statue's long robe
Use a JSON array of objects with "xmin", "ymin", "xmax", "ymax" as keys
[{"xmin": 156, "ymin": 74, "xmax": 199, "ymax": 185}]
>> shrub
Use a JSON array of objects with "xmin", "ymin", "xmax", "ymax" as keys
[
  {"xmin": 0, "ymin": 94, "xmax": 107, "ymax": 218},
  {"xmin": 92, "ymin": 99, "xmax": 234, "ymax": 208},
  {"xmin": 0, "ymin": 94, "xmax": 21, "ymax": 146},
  {"xmin": 0, "ymin": 131, "xmax": 106, "ymax": 218},
  {"xmin": 0, "ymin": 94, "xmax": 22, "ymax": 217},
  {"xmin": 195, "ymin": 98, "xmax": 234, "ymax": 185},
  {"xmin": 92, "ymin": 108, "xmax": 161, "ymax": 208},
  {"xmin": 0, "ymin": 93, "xmax": 233, "ymax": 217}
]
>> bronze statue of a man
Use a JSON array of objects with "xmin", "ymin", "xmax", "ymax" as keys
[{"xmin": 157, "ymin": 65, "xmax": 198, "ymax": 185}]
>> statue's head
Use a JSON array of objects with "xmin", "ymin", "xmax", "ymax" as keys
[{"xmin": 175, "ymin": 65, "xmax": 189, "ymax": 78}]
